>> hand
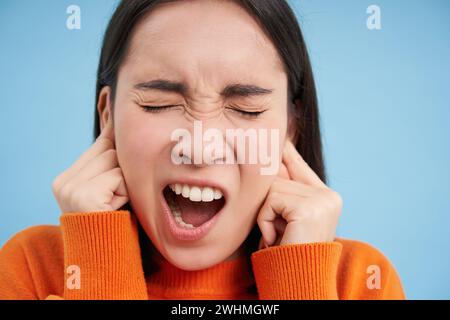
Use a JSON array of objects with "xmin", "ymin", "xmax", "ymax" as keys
[
  {"xmin": 257, "ymin": 140, "xmax": 343, "ymax": 248},
  {"xmin": 52, "ymin": 117, "xmax": 129, "ymax": 213}
]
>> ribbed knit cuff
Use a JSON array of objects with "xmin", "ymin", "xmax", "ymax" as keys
[
  {"xmin": 60, "ymin": 210, "xmax": 148, "ymax": 300},
  {"xmin": 250, "ymin": 241, "xmax": 343, "ymax": 300}
]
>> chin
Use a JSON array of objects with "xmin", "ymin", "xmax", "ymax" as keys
[{"xmin": 161, "ymin": 245, "xmax": 233, "ymax": 271}]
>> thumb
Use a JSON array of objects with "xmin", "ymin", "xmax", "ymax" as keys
[
  {"xmin": 109, "ymin": 195, "xmax": 129, "ymax": 211},
  {"xmin": 277, "ymin": 162, "xmax": 291, "ymax": 180},
  {"xmin": 258, "ymin": 236, "xmax": 269, "ymax": 250}
]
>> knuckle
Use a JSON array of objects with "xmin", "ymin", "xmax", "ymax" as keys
[
  {"xmin": 112, "ymin": 167, "xmax": 122, "ymax": 175},
  {"xmin": 330, "ymin": 190, "xmax": 343, "ymax": 208},
  {"xmin": 51, "ymin": 176, "xmax": 61, "ymax": 193},
  {"xmin": 324, "ymin": 189, "xmax": 343, "ymax": 212},
  {"xmin": 56, "ymin": 185, "xmax": 69, "ymax": 200},
  {"xmin": 98, "ymin": 136, "xmax": 114, "ymax": 150},
  {"xmin": 103, "ymin": 148, "xmax": 117, "ymax": 161},
  {"xmin": 105, "ymin": 149, "xmax": 118, "ymax": 164},
  {"xmin": 59, "ymin": 184, "xmax": 71, "ymax": 202},
  {"xmin": 57, "ymin": 185, "xmax": 72, "ymax": 211},
  {"xmin": 256, "ymin": 214, "xmax": 265, "ymax": 225},
  {"xmin": 105, "ymin": 148, "xmax": 116, "ymax": 156}
]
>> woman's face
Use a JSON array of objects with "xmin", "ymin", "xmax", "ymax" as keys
[{"xmin": 109, "ymin": 0, "xmax": 289, "ymax": 270}]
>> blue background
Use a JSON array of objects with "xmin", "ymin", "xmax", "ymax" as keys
[{"xmin": 0, "ymin": 0, "xmax": 449, "ymax": 299}]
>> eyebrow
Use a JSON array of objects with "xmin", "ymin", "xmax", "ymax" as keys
[{"xmin": 133, "ymin": 79, "xmax": 273, "ymax": 98}]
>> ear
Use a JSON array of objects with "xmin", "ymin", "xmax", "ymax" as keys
[
  {"xmin": 97, "ymin": 86, "xmax": 113, "ymax": 132},
  {"xmin": 287, "ymin": 98, "xmax": 301, "ymax": 144}
]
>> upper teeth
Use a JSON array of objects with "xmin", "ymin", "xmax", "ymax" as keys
[{"xmin": 169, "ymin": 184, "xmax": 223, "ymax": 202}]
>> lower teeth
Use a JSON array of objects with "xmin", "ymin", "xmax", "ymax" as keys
[{"xmin": 167, "ymin": 195, "xmax": 195, "ymax": 229}]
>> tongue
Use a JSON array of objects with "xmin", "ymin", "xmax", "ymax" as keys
[{"xmin": 176, "ymin": 195, "xmax": 222, "ymax": 227}]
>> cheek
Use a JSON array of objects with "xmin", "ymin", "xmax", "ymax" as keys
[
  {"xmin": 116, "ymin": 120, "xmax": 164, "ymax": 165},
  {"xmin": 235, "ymin": 164, "xmax": 276, "ymax": 221},
  {"xmin": 114, "ymin": 108, "xmax": 177, "ymax": 183},
  {"xmin": 232, "ymin": 115, "xmax": 287, "ymax": 218}
]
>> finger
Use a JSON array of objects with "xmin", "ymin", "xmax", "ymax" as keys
[
  {"xmin": 282, "ymin": 140, "xmax": 326, "ymax": 188},
  {"xmin": 258, "ymin": 237, "xmax": 268, "ymax": 250},
  {"xmin": 114, "ymin": 169, "xmax": 128, "ymax": 197},
  {"xmin": 66, "ymin": 149, "xmax": 118, "ymax": 189},
  {"xmin": 99, "ymin": 115, "xmax": 115, "ymax": 146},
  {"xmin": 257, "ymin": 217, "xmax": 286, "ymax": 250},
  {"xmin": 80, "ymin": 167, "xmax": 129, "ymax": 209},
  {"xmin": 257, "ymin": 192, "xmax": 306, "ymax": 246},
  {"xmin": 277, "ymin": 162, "xmax": 291, "ymax": 180},
  {"xmin": 109, "ymin": 195, "xmax": 129, "ymax": 211},
  {"xmin": 94, "ymin": 167, "xmax": 128, "ymax": 197},
  {"xmin": 270, "ymin": 177, "xmax": 315, "ymax": 197},
  {"xmin": 53, "ymin": 117, "xmax": 115, "ymax": 190}
]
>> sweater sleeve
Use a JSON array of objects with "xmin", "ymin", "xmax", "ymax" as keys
[
  {"xmin": 250, "ymin": 242, "xmax": 343, "ymax": 299},
  {"xmin": 334, "ymin": 238, "xmax": 406, "ymax": 300},
  {"xmin": 0, "ymin": 230, "xmax": 40, "ymax": 299},
  {"xmin": 250, "ymin": 239, "xmax": 406, "ymax": 300},
  {"xmin": 60, "ymin": 210, "xmax": 148, "ymax": 300}
]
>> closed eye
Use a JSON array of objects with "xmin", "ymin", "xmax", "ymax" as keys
[
  {"xmin": 226, "ymin": 106, "xmax": 267, "ymax": 118},
  {"xmin": 140, "ymin": 105, "xmax": 178, "ymax": 113},
  {"xmin": 140, "ymin": 104, "xmax": 266, "ymax": 118}
]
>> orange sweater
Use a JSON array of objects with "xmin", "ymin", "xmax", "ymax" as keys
[{"xmin": 0, "ymin": 211, "xmax": 405, "ymax": 300}]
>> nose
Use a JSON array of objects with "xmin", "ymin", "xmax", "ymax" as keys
[
  {"xmin": 170, "ymin": 119, "xmax": 233, "ymax": 168},
  {"xmin": 180, "ymin": 147, "xmax": 225, "ymax": 168}
]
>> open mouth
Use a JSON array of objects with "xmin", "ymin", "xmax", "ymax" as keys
[{"xmin": 163, "ymin": 183, "xmax": 226, "ymax": 229}]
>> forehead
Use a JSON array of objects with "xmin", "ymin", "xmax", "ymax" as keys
[{"xmin": 122, "ymin": 0, "xmax": 285, "ymax": 86}]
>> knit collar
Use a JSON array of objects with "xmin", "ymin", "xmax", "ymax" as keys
[{"xmin": 145, "ymin": 253, "xmax": 256, "ymax": 299}]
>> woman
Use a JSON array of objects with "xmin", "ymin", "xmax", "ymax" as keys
[{"xmin": 0, "ymin": 0, "xmax": 405, "ymax": 300}]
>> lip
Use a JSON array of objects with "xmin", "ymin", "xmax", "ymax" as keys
[{"xmin": 160, "ymin": 178, "xmax": 228, "ymax": 242}]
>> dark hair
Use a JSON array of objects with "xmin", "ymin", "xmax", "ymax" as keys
[{"xmin": 93, "ymin": 0, "xmax": 326, "ymax": 294}]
